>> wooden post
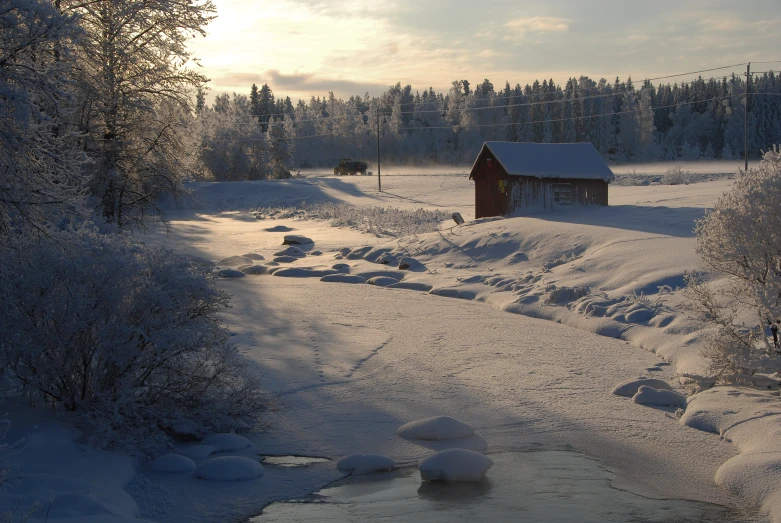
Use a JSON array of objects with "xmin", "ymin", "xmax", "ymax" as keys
[
  {"xmin": 376, "ymin": 106, "xmax": 382, "ymax": 192},
  {"xmin": 745, "ymin": 62, "xmax": 751, "ymax": 172}
]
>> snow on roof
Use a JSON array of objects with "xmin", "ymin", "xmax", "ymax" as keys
[{"xmin": 471, "ymin": 142, "xmax": 615, "ymax": 182}]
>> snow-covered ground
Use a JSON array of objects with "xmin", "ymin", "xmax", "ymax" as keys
[{"xmin": 6, "ymin": 166, "xmax": 781, "ymax": 522}]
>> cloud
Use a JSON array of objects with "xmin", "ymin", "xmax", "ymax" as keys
[{"xmin": 504, "ymin": 16, "xmax": 569, "ymax": 34}]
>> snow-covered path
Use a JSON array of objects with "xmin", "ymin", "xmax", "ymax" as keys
[{"xmin": 223, "ymin": 276, "xmax": 738, "ymax": 507}]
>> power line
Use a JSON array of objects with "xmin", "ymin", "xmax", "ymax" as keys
[{"xmin": 215, "ymin": 62, "xmax": 754, "ymax": 121}]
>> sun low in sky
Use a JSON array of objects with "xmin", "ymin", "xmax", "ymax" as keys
[{"xmin": 188, "ymin": 0, "xmax": 781, "ymax": 102}]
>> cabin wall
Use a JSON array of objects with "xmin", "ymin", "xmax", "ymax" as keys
[{"xmin": 506, "ymin": 177, "xmax": 609, "ymax": 214}]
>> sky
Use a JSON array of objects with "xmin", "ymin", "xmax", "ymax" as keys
[{"xmin": 187, "ymin": 0, "xmax": 781, "ymax": 104}]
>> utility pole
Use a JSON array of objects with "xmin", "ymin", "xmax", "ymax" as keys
[
  {"xmin": 376, "ymin": 105, "xmax": 382, "ymax": 192},
  {"xmin": 744, "ymin": 62, "xmax": 751, "ymax": 172}
]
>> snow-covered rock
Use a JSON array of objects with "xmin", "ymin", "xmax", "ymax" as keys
[
  {"xmin": 336, "ymin": 454, "xmax": 395, "ymax": 474},
  {"xmin": 194, "ymin": 456, "xmax": 264, "ymax": 481},
  {"xmin": 240, "ymin": 264, "xmax": 268, "ymax": 275},
  {"xmin": 367, "ymin": 276, "xmax": 399, "ymax": 287},
  {"xmin": 389, "ymin": 281, "xmax": 433, "ymax": 292},
  {"xmin": 201, "ymin": 433, "xmax": 253, "ymax": 452},
  {"xmin": 282, "ymin": 235, "xmax": 313, "ymax": 245},
  {"xmin": 632, "ymin": 385, "xmax": 687, "ymax": 407},
  {"xmin": 242, "ymin": 253, "xmax": 265, "ymax": 261},
  {"xmin": 274, "ymin": 246, "xmax": 306, "ymax": 258},
  {"xmin": 612, "ymin": 378, "xmax": 674, "ymax": 397},
  {"xmin": 320, "ymin": 274, "xmax": 366, "ymax": 284},
  {"xmin": 397, "ymin": 416, "xmax": 475, "ymax": 441},
  {"xmin": 217, "ymin": 268, "xmax": 246, "ymax": 278},
  {"xmin": 273, "ymin": 267, "xmax": 338, "ymax": 278},
  {"xmin": 179, "ymin": 445, "xmax": 218, "ymax": 460},
  {"xmin": 332, "ymin": 263, "xmax": 350, "ymax": 273},
  {"xmin": 397, "ymin": 257, "xmax": 422, "ymax": 270},
  {"xmin": 418, "ymin": 448, "xmax": 493, "ymax": 482},
  {"xmin": 219, "ymin": 255, "xmax": 253, "ymax": 266},
  {"xmin": 376, "ymin": 254, "xmax": 398, "ymax": 265},
  {"xmin": 150, "ymin": 454, "xmax": 196, "ymax": 473},
  {"xmin": 273, "ymin": 255, "xmax": 300, "ymax": 263}
]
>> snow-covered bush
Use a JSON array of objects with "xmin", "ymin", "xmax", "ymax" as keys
[
  {"xmin": 253, "ymin": 202, "xmax": 449, "ymax": 237},
  {"xmin": 0, "ymin": 228, "xmax": 275, "ymax": 451},
  {"xmin": 686, "ymin": 147, "xmax": 781, "ymax": 380},
  {"xmin": 660, "ymin": 164, "xmax": 691, "ymax": 185}
]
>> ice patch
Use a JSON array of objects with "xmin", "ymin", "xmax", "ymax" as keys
[
  {"xmin": 150, "ymin": 454, "xmax": 196, "ymax": 473},
  {"xmin": 397, "ymin": 416, "xmax": 476, "ymax": 441},
  {"xmin": 194, "ymin": 456, "xmax": 265, "ymax": 481},
  {"xmin": 418, "ymin": 448, "xmax": 493, "ymax": 482},
  {"xmin": 336, "ymin": 454, "xmax": 395, "ymax": 474}
]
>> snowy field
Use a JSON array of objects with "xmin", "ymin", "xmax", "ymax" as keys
[{"xmin": 6, "ymin": 164, "xmax": 781, "ymax": 522}]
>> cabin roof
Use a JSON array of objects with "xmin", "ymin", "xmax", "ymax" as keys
[{"xmin": 470, "ymin": 142, "xmax": 615, "ymax": 182}]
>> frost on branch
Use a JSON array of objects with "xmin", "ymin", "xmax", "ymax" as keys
[
  {"xmin": 686, "ymin": 147, "xmax": 781, "ymax": 382},
  {"xmin": 0, "ymin": 229, "xmax": 276, "ymax": 452}
]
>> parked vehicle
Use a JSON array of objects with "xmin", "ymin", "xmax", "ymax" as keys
[{"xmin": 334, "ymin": 158, "xmax": 368, "ymax": 176}]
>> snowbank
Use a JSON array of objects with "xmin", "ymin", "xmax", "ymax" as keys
[
  {"xmin": 397, "ymin": 416, "xmax": 475, "ymax": 441},
  {"xmin": 336, "ymin": 454, "xmax": 395, "ymax": 474},
  {"xmin": 150, "ymin": 454, "xmax": 196, "ymax": 473},
  {"xmin": 418, "ymin": 448, "xmax": 493, "ymax": 482},
  {"xmin": 194, "ymin": 456, "xmax": 265, "ymax": 481}
]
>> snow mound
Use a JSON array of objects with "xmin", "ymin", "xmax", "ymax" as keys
[
  {"xmin": 219, "ymin": 255, "xmax": 253, "ymax": 266},
  {"xmin": 389, "ymin": 281, "xmax": 433, "ymax": 292},
  {"xmin": 201, "ymin": 433, "xmax": 253, "ymax": 452},
  {"xmin": 150, "ymin": 454, "xmax": 196, "ymax": 473},
  {"xmin": 218, "ymin": 268, "xmax": 246, "ymax": 278},
  {"xmin": 398, "ymin": 257, "xmax": 423, "ymax": 271},
  {"xmin": 418, "ymin": 448, "xmax": 493, "ymax": 482},
  {"xmin": 377, "ymin": 254, "xmax": 398, "ymax": 265},
  {"xmin": 273, "ymin": 255, "xmax": 300, "ymax": 263},
  {"xmin": 274, "ymin": 246, "xmax": 306, "ymax": 258},
  {"xmin": 336, "ymin": 454, "xmax": 395, "ymax": 474},
  {"xmin": 194, "ymin": 456, "xmax": 264, "ymax": 481},
  {"xmin": 632, "ymin": 385, "xmax": 686, "ymax": 407},
  {"xmin": 612, "ymin": 378, "xmax": 674, "ymax": 397},
  {"xmin": 179, "ymin": 445, "xmax": 218, "ymax": 459},
  {"xmin": 332, "ymin": 263, "xmax": 350, "ymax": 273},
  {"xmin": 242, "ymin": 253, "xmax": 265, "ymax": 260},
  {"xmin": 283, "ymin": 235, "xmax": 313, "ymax": 245},
  {"xmin": 320, "ymin": 274, "xmax": 366, "ymax": 284},
  {"xmin": 240, "ymin": 264, "xmax": 268, "ymax": 275},
  {"xmin": 273, "ymin": 267, "xmax": 338, "ymax": 278},
  {"xmin": 264, "ymin": 225, "xmax": 293, "ymax": 232},
  {"xmin": 367, "ymin": 276, "xmax": 400, "ymax": 287},
  {"xmin": 397, "ymin": 416, "xmax": 475, "ymax": 441}
]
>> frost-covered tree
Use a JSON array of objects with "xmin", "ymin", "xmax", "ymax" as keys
[
  {"xmin": 687, "ymin": 147, "xmax": 781, "ymax": 380},
  {"xmin": 0, "ymin": 0, "xmax": 86, "ymax": 234},
  {"xmin": 0, "ymin": 228, "xmax": 276, "ymax": 451},
  {"xmin": 61, "ymin": 0, "xmax": 215, "ymax": 227}
]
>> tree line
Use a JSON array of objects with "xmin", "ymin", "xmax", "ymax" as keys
[{"xmin": 192, "ymin": 72, "xmax": 781, "ymax": 179}]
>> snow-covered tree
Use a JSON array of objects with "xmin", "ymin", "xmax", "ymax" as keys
[
  {"xmin": 687, "ymin": 147, "xmax": 781, "ymax": 380},
  {"xmin": 62, "ymin": 0, "xmax": 215, "ymax": 227},
  {"xmin": 0, "ymin": 0, "xmax": 86, "ymax": 234}
]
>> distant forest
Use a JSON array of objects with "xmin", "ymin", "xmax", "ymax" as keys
[{"xmin": 190, "ymin": 72, "xmax": 781, "ymax": 179}]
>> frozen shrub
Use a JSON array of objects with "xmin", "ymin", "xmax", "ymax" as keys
[
  {"xmin": 0, "ymin": 228, "xmax": 276, "ymax": 452},
  {"xmin": 660, "ymin": 164, "xmax": 691, "ymax": 185},
  {"xmin": 686, "ymin": 147, "xmax": 781, "ymax": 381}
]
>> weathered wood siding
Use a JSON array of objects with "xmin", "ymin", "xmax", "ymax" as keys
[{"xmin": 505, "ymin": 177, "xmax": 609, "ymax": 214}]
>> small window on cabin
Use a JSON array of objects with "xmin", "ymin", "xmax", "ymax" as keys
[{"xmin": 553, "ymin": 183, "xmax": 573, "ymax": 205}]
